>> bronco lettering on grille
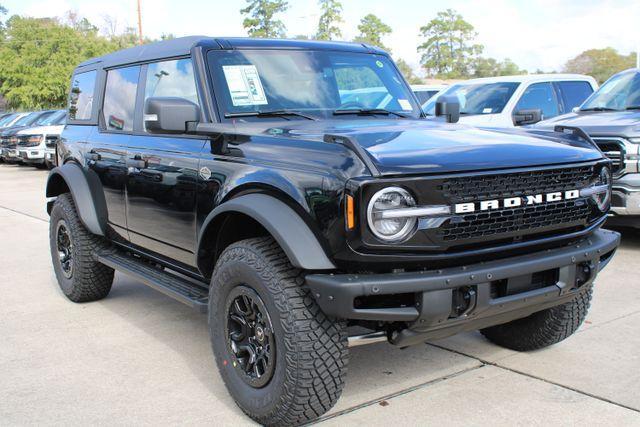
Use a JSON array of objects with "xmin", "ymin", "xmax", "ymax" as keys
[{"xmin": 454, "ymin": 190, "xmax": 580, "ymax": 214}]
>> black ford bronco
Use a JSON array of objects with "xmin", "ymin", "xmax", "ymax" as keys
[{"xmin": 47, "ymin": 37, "xmax": 620, "ymax": 425}]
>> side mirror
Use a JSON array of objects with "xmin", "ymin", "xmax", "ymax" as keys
[
  {"xmin": 144, "ymin": 97, "xmax": 200, "ymax": 134},
  {"xmin": 435, "ymin": 95, "xmax": 460, "ymax": 123},
  {"xmin": 513, "ymin": 109, "xmax": 542, "ymax": 126}
]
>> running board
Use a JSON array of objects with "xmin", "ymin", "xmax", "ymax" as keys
[{"xmin": 97, "ymin": 251, "xmax": 208, "ymax": 313}]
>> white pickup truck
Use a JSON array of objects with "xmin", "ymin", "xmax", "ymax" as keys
[{"xmin": 422, "ymin": 74, "xmax": 597, "ymax": 128}]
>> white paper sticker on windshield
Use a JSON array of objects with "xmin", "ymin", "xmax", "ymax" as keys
[
  {"xmin": 222, "ymin": 65, "xmax": 268, "ymax": 106},
  {"xmin": 483, "ymin": 107, "xmax": 493, "ymax": 114},
  {"xmin": 398, "ymin": 99, "xmax": 412, "ymax": 111}
]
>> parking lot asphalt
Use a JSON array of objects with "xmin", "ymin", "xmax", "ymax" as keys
[{"xmin": 0, "ymin": 163, "xmax": 639, "ymax": 425}]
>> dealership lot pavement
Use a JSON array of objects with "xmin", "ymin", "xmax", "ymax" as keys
[{"xmin": 1, "ymin": 163, "xmax": 639, "ymax": 425}]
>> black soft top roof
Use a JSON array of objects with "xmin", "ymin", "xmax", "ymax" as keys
[{"xmin": 76, "ymin": 36, "xmax": 387, "ymax": 70}]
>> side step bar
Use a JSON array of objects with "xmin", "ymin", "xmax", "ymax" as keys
[{"xmin": 97, "ymin": 251, "xmax": 208, "ymax": 313}]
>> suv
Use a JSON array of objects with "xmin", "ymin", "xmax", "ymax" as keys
[
  {"xmin": 16, "ymin": 109, "xmax": 66, "ymax": 168},
  {"xmin": 422, "ymin": 74, "xmax": 597, "ymax": 127},
  {"xmin": 47, "ymin": 37, "xmax": 619, "ymax": 425},
  {"xmin": 536, "ymin": 68, "xmax": 640, "ymax": 228}
]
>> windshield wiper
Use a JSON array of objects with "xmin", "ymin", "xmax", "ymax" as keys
[
  {"xmin": 580, "ymin": 107, "xmax": 618, "ymax": 112},
  {"xmin": 225, "ymin": 110, "xmax": 317, "ymax": 121},
  {"xmin": 625, "ymin": 106, "xmax": 640, "ymax": 110},
  {"xmin": 333, "ymin": 108, "xmax": 408, "ymax": 118}
]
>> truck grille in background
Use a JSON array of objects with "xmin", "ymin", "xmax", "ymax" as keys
[
  {"xmin": 438, "ymin": 166, "xmax": 595, "ymax": 244},
  {"xmin": 593, "ymin": 138, "xmax": 624, "ymax": 174},
  {"xmin": 17, "ymin": 135, "xmax": 40, "ymax": 147}
]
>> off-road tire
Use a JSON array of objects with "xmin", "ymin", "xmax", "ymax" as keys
[
  {"xmin": 481, "ymin": 287, "xmax": 593, "ymax": 351},
  {"xmin": 209, "ymin": 237, "xmax": 348, "ymax": 426},
  {"xmin": 49, "ymin": 193, "xmax": 114, "ymax": 302}
]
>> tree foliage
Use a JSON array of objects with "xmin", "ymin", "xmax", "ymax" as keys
[
  {"xmin": 418, "ymin": 9, "xmax": 483, "ymax": 78},
  {"xmin": 395, "ymin": 58, "xmax": 422, "ymax": 84},
  {"xmin": 240, "ymin": 0, "xmax": 289, "ymax": 38},
  {"xmin": 353, "ymin": 14, "xmax": 392, "ymax": 52},
  {"xmin": 0, "ymin": 15, "xmax": 116, "ymax": 109},
  {"xmin": 316, "ymin": 0, "xmax": 342, "ymax": 41},
  {"xmin": 474, "ymin": 57, "xmax": 525, "ymax": 78},
  {"xmin": 563, "ymin": 47, "xmax": 636, "ymax": 83}
]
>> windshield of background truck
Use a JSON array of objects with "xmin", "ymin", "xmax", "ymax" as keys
[
  {"xmin": 581, "ymin": 71, "xmax": 640, "ymax": 111},
  {"xmin": 207, "ymin": 50, "xmax": 421, "ymax": 119},
  {"xmin": 423, "ymin": 82, "xmax": 520, "ymax": 116}
]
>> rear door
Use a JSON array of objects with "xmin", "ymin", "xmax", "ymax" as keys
[
  {"xmin": 553, "ymin": 80, "xmax": 595, "ymax": 114},
  {"xmin": 124, "ymin": 58, "xmax": 206, "ymax": 267},
  {"xmin": 88, "ymin": 65, "xmax": 141, "ymax": 240}
]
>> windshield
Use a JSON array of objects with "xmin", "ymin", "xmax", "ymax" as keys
[
  {"xmin": 423, "ymin": 82, "xmax": 520, "ymax": 116},
  {"xmin": 208, "ymin": 50, "xmax": 421, "ymax": 120},
  {"xmin": 580, "ymin": 71, "xmax": 640, "ymax": 111},
  {"xmin": 0, "ymin": 113, "xmax": 17, "ymax": 127},
  {"xmin": 38, "ymin": 110, "xmax": 66, "ymax": 126},
  {"xmin": 13, "ymin": 113, "xmax": 40, "ymax": 127}
]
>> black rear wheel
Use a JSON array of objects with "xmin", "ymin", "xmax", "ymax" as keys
[{"xmin": 209, "ymin": 237, "xmax": 348, "ymax": 426}]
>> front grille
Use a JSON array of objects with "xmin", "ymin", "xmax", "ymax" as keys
[
  {"xmin": 593, "ymin": 138, "xmax": 624, "ymax": 174},
  {"xmin": 438, "ymin": 165, "xmax": 596, "ymax": 244},
  {"xmin": 17, "ymin": 135, "xmax": 40, "ymax": 147}
]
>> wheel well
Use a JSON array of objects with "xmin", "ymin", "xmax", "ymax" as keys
[
  {"xmin": 198, "ymin": 212, "xmax": 270, "ymax": 278},
  {"xmin": 46, "ymin": 173, "xmax": 70, "ymax": 214}
]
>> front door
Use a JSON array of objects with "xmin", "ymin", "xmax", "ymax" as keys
[{"xmin": 124, "ymin": 58, "xmax": 205, "ymax": 267}]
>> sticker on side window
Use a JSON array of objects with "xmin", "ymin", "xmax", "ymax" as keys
[{"xmin": 222, "ymin": 65, "xmax": 268, "ymax": 106}]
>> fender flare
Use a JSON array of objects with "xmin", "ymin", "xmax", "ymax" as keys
[
  {"xmin": 46, "ymin": 163, "xmax": 108, "ymax": 236},
  {"xmin": 199, "ymin": 193, "xmax": 336, "ymax": 271}
]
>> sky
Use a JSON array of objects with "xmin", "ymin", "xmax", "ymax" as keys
[{"xmin": 4, "ymin": 0, "xmax": 639, "ymax": 74}]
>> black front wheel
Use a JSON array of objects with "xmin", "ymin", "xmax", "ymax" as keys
[{"xmin": 209, "ymin": 237, "xmax": 348, "ymax": 426}]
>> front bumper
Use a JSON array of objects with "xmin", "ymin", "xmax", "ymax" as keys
[
  {"xmin": 1, "ymin": 148, "xmax": 21, "ymax": 162},
  {"xmin": 307, "ymin": 229, "xmax": 620, "ymax": 345},
  {"xmin": 17, "ymin": 148, "xmax": 45, "ymax": 163}
]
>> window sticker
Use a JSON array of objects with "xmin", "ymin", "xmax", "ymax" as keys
[
  {"xmin": 398, "ymin": 99, "xmax": 412, "ymax": 111},
  {"xmin": 483, "ymin": 107, "xmax": 493, "ymax": 114},
  {"xmin": 222, "ymin": 65, "xmax": 268, "ymax": 106}
]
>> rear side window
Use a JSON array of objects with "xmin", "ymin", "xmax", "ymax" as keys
[
  {"xmin": 103, "ymin": 66, "xmax": 140, "ymax": 132},
  {"xmin": 69, "ymin": 70, "xmax": 97, "ymax": 120},
  {"xmin": 556, "ymin": 81, "xmax": 594, "ymax": 112},
  {"xmin": 515, "ymin": 82, "xmax": 559, "ymax": 120}
]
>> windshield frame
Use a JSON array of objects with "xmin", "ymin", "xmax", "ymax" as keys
[
  {"xmin": 207, "ymin": 49, "xmax": 423, "ymax": 122},
  {"xmin": 422, "ymin": 81, "xmax": 520, "ymax": 116},
  {"xmin": 580, "ymin": 70, "xmax": 640, "ymax": 112}
]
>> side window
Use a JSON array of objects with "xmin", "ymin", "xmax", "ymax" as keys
[
  {"xmin": 145, "ymin": 59, "xmax": 199, "ymax": 105},
  {"xmin": 515, "ymin": 82, "xmax": 559, "ymax": 120},
  {"xmin": 103, "ymin": 66, "xmax": 140, "ymax": 132},
  {"xmin": 69, "ymin": 70, "xmax": 97, "ymax": 120},
  {"xmin": 556, "ymin": 81, "xmax": 594, "ymax": 113}
]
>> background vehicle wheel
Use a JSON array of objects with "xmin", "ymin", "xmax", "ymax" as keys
[
  {"xmin": 480, "ymin": 287, "xmax": 593, "ymax": 351},
  {"xmin": 209, "ymin": 237, "xmax": 348, "ymax": 426},
  {"xmin": 49, "ymin": 193, "xmax": 114, "ymax": 302}
]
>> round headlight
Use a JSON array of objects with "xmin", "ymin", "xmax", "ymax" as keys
[
  {"xmin": 594, "ymin": 166, "xmax": 611, "ymax": 211},
  {"xmin": 367, "ymin": 187, "xmax": 417, "ymax": 242}
]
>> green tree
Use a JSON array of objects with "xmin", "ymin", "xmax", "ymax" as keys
[
  {"xmin": 0, "ymin": 4, "xmax": 8, "ymax": 39},
  {"xmin": 240, "ymin": 0, "xmax": 289, "ymax": 38},
  {"xmin": 418, "ymin": 9, "xmax": 483, "ymax": 78},
  {"xmin": 353, "ymin": 14, "xmax": 392, "ymax": 52},
  {"xmin": 0, "ymin": 16, "xmax": 115, "ymax": 109},
  {"xmin": 396, "ymin": 58, "xmax": 422, "ymax": 84},
  {"xmin": 316, "ymin": 0, "xmax": 342, "ymax": 41},
  {"xmin": 563, "ymin": 47, "xmax": 636, "ymax": 83},
  {"xmin": 474, "ymin": 57, "xmax": 526, "ymax": 77}
]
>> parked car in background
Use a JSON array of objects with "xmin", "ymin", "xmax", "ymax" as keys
[
  {"xmin": 422, "ymin": 74, "xmax": 597, "ymax": 127},
  {"xmin": 535, "ymin": 68, "xmax": 640, "ymax": 228},
  {"xmin": 1, "ymin": 110, "xmax": 57, "ymax": 163},
  {"xmin": 412, "ymin": 84, "xmax": 446, "ymax": 104},
  {"xmin": 16, "ymin": 109, "xmax": 66, "ymax": 168},
  {"xmin": 0, "ymin": 112, "xmax": 28, "ymax": 130}
]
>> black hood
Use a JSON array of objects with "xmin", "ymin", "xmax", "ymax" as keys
[
  {"xmin": 249, "ymin": 119, "xmax": 605, "ymax": 175},
  {"xmin": 535, "ymin": 110, "xmax": 640, "ymax": 138}
]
